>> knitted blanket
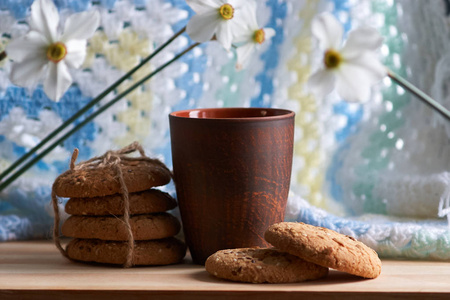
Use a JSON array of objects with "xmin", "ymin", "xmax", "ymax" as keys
[{"xmin": 0, "ymin": 0, "xmax": 449, "ymax": 260}]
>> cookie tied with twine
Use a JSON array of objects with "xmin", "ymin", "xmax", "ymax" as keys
[
  {"xmin": 65, "ymin": 189, "xmax": 177, "ymax": 216},
  {"xmin": 52, "ymin": 141, "xmax": 173, "ymax": 268},
  {"xmin": 53, "ymin": 144, "xmax": 171, "ymax": 198}
]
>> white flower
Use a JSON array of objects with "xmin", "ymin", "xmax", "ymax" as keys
[
  {"xmin": 6, "ymin": 0, "xmax": 100, "ymax": 101},
  {"xmin": 307, "ymin": 12, "xmax": 386, "ymax": 102},
  {"xmin": 233, "ymin": 1, "xmax": 275, "ymax": 69},
  {"xmin": 186, "ymin": 0, "xmax": 249, "ymax": 50}
]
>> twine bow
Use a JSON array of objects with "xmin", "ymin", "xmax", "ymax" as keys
[{"xmin": 52, "ymin": 141, "xmax": 168, "ymax": 268}]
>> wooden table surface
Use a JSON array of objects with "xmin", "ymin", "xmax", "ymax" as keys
[{"xmin": 1, "ymin": 240, "xmax": 449, "ymax": 299}]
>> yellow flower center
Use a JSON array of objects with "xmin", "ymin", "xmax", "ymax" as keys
[
  {"xmin": 219, "ymin": 4, "xmax": 234, "ymax": 20},
  {"xmin": 46, "ymin": 42, "xmax": 67, "ymax": 63},
  {"xmin": 253, "ymin": 29, "xmax": 265, "ymax": 44},
  {"xmin": 324, "ymin": 49, "xmax": 342, "ymax": 69}
]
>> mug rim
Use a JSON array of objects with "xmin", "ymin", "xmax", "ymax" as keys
[{"xmin": 169, "ymin": 107, "xmax": 295, "ymax": 121}]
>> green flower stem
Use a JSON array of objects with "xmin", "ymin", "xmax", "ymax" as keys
[
  {"xmin": 0, "ymin": 26, "xmax": 186, "ymax": 183},
  {"xmin": 388, "ymin": 69, "xmax": 450, "ymax": 122},
  {"xmin": 0, "ymin": 42, "xmax": 200, "ymax": 193}
]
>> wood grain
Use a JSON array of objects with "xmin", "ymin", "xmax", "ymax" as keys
[{"xmin": 1, "ymin": 240, "xmax": 450, "ymax": 299}]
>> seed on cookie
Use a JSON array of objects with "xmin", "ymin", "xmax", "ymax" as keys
[
  {"xmin": 265, "ymin": 222, "xmax": 382, "ymax": 279},
  {"xmin": 205, "ymin": 248, "xmax": 328, "ymax": 283}
]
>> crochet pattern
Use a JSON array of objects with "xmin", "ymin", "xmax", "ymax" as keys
[
  {"xmin": 287, "ymin": 0, "xmax": 450, "ymax": 259},
  {"xmin": 0, "ymin": 0, "xmax": 449, "ymax": 260}
]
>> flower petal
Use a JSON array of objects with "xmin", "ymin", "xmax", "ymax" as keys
[
  {"xmin": 6, "ymin": 31, "xmax": 48, "ymax": 62},
  {"xmin": 236, "ymin": 43, "xmax": 255, "ymax": 69},
  {"xmin": 237, "ymin": 0, "xmax": 258, "ymax": 29},
  {"xmin": 264, "ymin": 27, "xmax": 276, "ymax": 40},
  {"xmin": 29, "ymin": 0, "xmax": 59, "ymax": 42},
  {"xmin": 230, "ymin": 11, "xmax": 255, "ymax": 44},
  {"xmin": 233, "ymin": 30, "xmax": 253, "ymax": 44},
  {"xmin": 64, "ymin": 39, "xmax": 87, "ymax": 69},
  {"xmin": 9, "ymin": 55, "xmax": 47, "ymax": 88},
  {"xmin": 311, "ymin": 12, "xmax": 343, "ymax": 50},
  {"xmin": 341, "ymin": 27, "xmax": 384, "ymax": 58},
  {"xmin": 232, "ymin": 4, "xmax": 251, "ymax": 29},
  {"xmin": 186, "ymin": 0, "xmax": 220, "ymax": 13},
  {"xmin": 229, "ymin": 0, "xmax": 246, "ymax": 9},
  {"xmin": 335, "ymin": 63, "xmax": 373, "ymax": 102},
  {"xmin": 44, "ymin": 61, "xmax": 73, "ymax": 101},
  {"xmin": 307, "ymin": 69, "xmax": 336, "ymax": 99},
  {"xmin": 186, "ymin": 11, "xmax": 220, "ymax": 43},
  {"xmin": 61, "ymin": 10, "xmax": 100, "ymax": 41},
  {"xmin": 346, "ymin": 52, "xmax": 387, "ymax": 83},
  {"xmin": 216, "ymin": 21, "xmax": 233, "ymax": 50}
]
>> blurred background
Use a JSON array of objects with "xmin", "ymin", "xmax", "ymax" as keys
[{"xmin": 1, "ymin": 0, "xmax": 450, "ymax": 259}]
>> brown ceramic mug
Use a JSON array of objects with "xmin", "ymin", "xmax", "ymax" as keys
[{"xmin": 169, "ymin": 108, "xmax": 295, "ymax": 264}]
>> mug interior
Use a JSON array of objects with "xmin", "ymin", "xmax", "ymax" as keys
[{"xmin": 170, "ymin": 108, "xmax": 293, "ymax": 120}]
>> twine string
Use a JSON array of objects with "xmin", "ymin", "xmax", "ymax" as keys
[
  {"xmin": 52, "ymin": 188, "xmax": 68, "ymax": 259},
  {"xmin": 112, "ymin": 158, "xmax": 134, "ymax": 268},
  {"xmin": 52, "ymin": 142, "xmax": 163, "ymax": 267}
]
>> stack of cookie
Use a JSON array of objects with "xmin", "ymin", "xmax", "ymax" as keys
[
  {"xmin": 205, "ymin": 222, "xmax": 381, "ymax": 283},
  {"xmin": 53, "ymin": 152, "xmax": 186, "ymax": 267}
]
